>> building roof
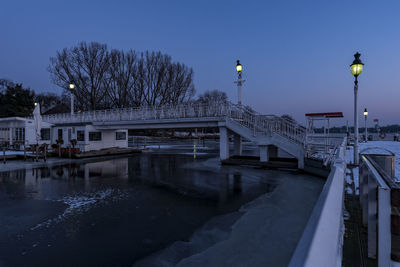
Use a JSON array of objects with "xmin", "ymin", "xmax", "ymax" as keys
[
  {"xmin": 0, "ymin": 117, "xmax": 34, "ymax": 122},
  {"xmin": 42, "ymin": 103, "xmax": 70, "ymax": 115}
]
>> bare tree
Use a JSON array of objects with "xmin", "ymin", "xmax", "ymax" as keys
[
  {"xmin": 133, "ymin": 51, "xmax": 194, "ymax": 107},
  {"xmin": 104, "ymin": 49, "xmax": 137, "ymax": 108},
  {"xmin": 48, "ymin": 42, "xmax": 195, "ymax": 110},
  {"xmin": 197, "ymin": 89, "xmax": 227, "ymax": 104},
  {"xmin": 48, "ymin": 42, "xmax": 110, "ymax": 111}
]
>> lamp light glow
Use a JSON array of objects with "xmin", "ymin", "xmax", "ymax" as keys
[
  {"xmin": 350, "ymin": 52, "xmax": 364, "ymax": 76},
  {"xmin": 69, "ymin": 83, "xmax": 75, "ymax": 90},
  {"xmin": 236, "ymin": 60, "xmax": 242, "ymax": 72},
  {"xmin": 364, "ymin": 108, "xmax": 368, "ymax": 117}
]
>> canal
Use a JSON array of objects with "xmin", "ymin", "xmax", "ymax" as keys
[{"xmin": 0, "ymin": 142, "xmax": 324, "ymax": 266}]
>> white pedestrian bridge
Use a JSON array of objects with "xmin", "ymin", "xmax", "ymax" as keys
[{"xmin": 42, "ymin": 101, "xmax": 306, "ymax": 168}]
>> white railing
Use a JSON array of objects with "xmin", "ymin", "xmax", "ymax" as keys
[
  {"xmin": 289, "ymin": 137, "xmax": 346, "ymax": 267},
  {"xmin": 41, "ymin": 102, "xmax": 229, "ymax": 124},
  {"xmin": 225, "ymin": 103, "xmax": 306, "ymax": 145},
  {"xmin": 40, "ymin": 101, "xmax": 306, "ymax": 146},
  {"xmin": 359, "ymin": 154, "xmax": 392, "ymax": 266}
]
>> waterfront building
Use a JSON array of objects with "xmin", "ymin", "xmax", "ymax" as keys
[{"xmin": 0, "ymin": 116, "xmax": 128, "ymax": 152}]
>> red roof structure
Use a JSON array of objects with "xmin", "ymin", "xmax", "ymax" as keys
[{"xmin": 305, "ymin": 112, "xmax": 343, "ymax": 118}]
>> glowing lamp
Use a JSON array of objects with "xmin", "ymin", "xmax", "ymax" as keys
[
  {"xmin": 69, "ymin": 83, "xmax": 75, "ymax": 90},
  {"xmin": 350, "ymin": 52, "xmax": 364, "ymax": 76},
  {"xmin": 364, "ymin": 108, "xmax": 368, "ymax": 117},
  {"xmin": 236, "ymin": 60, "xmax": 242, "ymax": 72}
]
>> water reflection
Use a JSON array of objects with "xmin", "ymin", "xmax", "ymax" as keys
[
  {"xmin": 0, "ymin": 153, "xmax": 280, "ymax": 267},
  {"xmin": 0, "ymin": 155, "xmax": 278, "ymax": 206}
]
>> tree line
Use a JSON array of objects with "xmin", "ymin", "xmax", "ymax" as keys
[
  {"xmin": 0, "ymin": 79, "xmax": 69, "ymax": 117},
  {"xmin": 313, "ymin": 125, "xmax": 400, "ymax": 134},
  {"xmin": 48, "ymin": 42, "xmax": 195, "ymax": 111},
  {"xmin": 0, "ymin": 76, "xmax": 227, "ymax": 117}
]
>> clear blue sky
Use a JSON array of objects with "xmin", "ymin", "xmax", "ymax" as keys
[{"xmin": 1, "ymin": 0, "xmax": 399, "ymax": 126}]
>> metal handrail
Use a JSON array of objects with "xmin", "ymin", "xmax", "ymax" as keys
[
  {"xmin": 40, "ymin": 101, "xmax": 306, "ymax": 146},
  {"xmin": 359, "ymin": 154, "xmax": 391, "ymax": 266}
]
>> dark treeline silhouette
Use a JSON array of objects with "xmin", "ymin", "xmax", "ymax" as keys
[
  {"xmin": 197, "ymin": 89, "xmax": 227, "ymax": 104},
  {"xmin": 0, "ymin": 80, "xmax": 35, "ymax": 117},
  {"xmin": 0, "ymin": 79, "xmax": 69, "ymax": 117},
  {"xmin": 48, "ymin": 42, "xmax": 195, "ymax": 111},
  {"xmin": 313, "ymin": 125, "xmax": 400, "ymax": 134}
]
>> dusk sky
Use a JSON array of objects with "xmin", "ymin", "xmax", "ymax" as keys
[{"xmin": 1, "ymin": 0, "xmax": 399, "ymax": 126}]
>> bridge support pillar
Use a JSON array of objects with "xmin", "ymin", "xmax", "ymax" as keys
[
  {"xmin": 219, "ymin": 127, "xmax": 229, "ymax": 160},
  {"xmin": 259, "ymin": 145, "xmax": 278, "ymax": 162},
  {"xmin": 298, "ymin": 157, "xmax": 304, "ymax": 169},
  {"xmin": 267, "ymin": 145, "xmax": 278, "ymax": 158},
  {"xmin": 233, "ymin": 134, "xmax": 242, "ymax": 156},
  {"xmin": 259, "ymin": 145, "xmax": 269, "ymax": 162}
]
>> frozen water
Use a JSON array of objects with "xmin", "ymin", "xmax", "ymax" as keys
[
  {"xmin": 135, "ymin": 173, "xmax": 324, "ymax": 267},
  {"xmin": 30, "ymin": 189, "xmax": 125, "ymax": 230}
]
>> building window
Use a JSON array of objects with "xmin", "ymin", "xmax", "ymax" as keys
[
  {"xmin": 89, "ymin": 132, "xmax": 102, "ymax": 141},
  {"xmin": 13, "ymin": 128, "xmax": 25, "ymax": 142},
  {"xmin": 77, "ymin": 131, "xmax": 85, "ymax": 141},
  {"xmin": 58, "ymin": 129, "xmax": 63, "ymax": 141},
  {"xmin": 41, "ymin": 128, "xmax": 50, "ymax": 140},
  {"xmin": 116, "ymin": 132, "xmax": 126, "ymax": 140}
]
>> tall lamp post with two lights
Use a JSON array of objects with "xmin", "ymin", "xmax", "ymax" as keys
[
  {"xmin": 69, "ymin": 83, "xmax": 75, "ymax": 116},
  {"xmin": 364, "ymin": 108, "xmax": 368, "ymax": 142},
  {"xmin": 350, "ymin": 52, "xmax": 364, "ymax": 165}
]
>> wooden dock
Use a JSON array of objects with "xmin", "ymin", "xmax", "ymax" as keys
[{"xmin": 73, "ymin": 148, "xmax": 142, "ymax": 159}]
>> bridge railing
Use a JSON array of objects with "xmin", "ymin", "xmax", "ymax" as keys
[
  {"xmin": 41, "ymin": 101, "xmax": 306, "ymax": 145},
  {"xmin": 42, "ymin": 101, "xmax": 229, "ymax": 124},
  {"xmin": 225, "ymin": 103, "xmax": 306, "ymax": 145}
]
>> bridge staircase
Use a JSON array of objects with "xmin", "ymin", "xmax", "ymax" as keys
[{"xmin": 221, "ymin": 103, "xmax": 306, "ymax": 167}]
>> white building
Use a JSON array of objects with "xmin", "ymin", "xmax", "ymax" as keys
[
  {"xmin": 51, "ymin": 124, "xmax": 128, "ymax": 152},
  {"xmin": 0, "ymin": 117, "xmax": 128, "ymax": 152},
  {"xmin": 0, "ymin": 117, "xmax": 52, "ymax": 148}
]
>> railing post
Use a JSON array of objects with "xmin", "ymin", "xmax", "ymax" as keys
[
  {"xmin": 377, "ymin": 186, "xmax": 391, "ymax": 267},
  {"xmin": 368, "ymin": 171, "xmax": 378, "ymax": 259}
]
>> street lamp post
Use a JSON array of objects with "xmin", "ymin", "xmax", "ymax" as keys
[
  {"xmin": 235, "ymin": 60, "xmax": 245, "ymax": 106},
  {"xmin": 350, "ymin": 52, "xmax": 364, "ymax": 165},
  {"xmin": 364, "ymin": 108, "xmax": 368, "ymax": 142},
  {"xmin": 69, "ymin": 83, "xmax": 75, "ymax": 115}
]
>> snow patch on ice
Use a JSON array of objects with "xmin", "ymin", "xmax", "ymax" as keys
[{"xmin": 30, "ymin": 189, "xmax": 128, "ymax": 230}]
